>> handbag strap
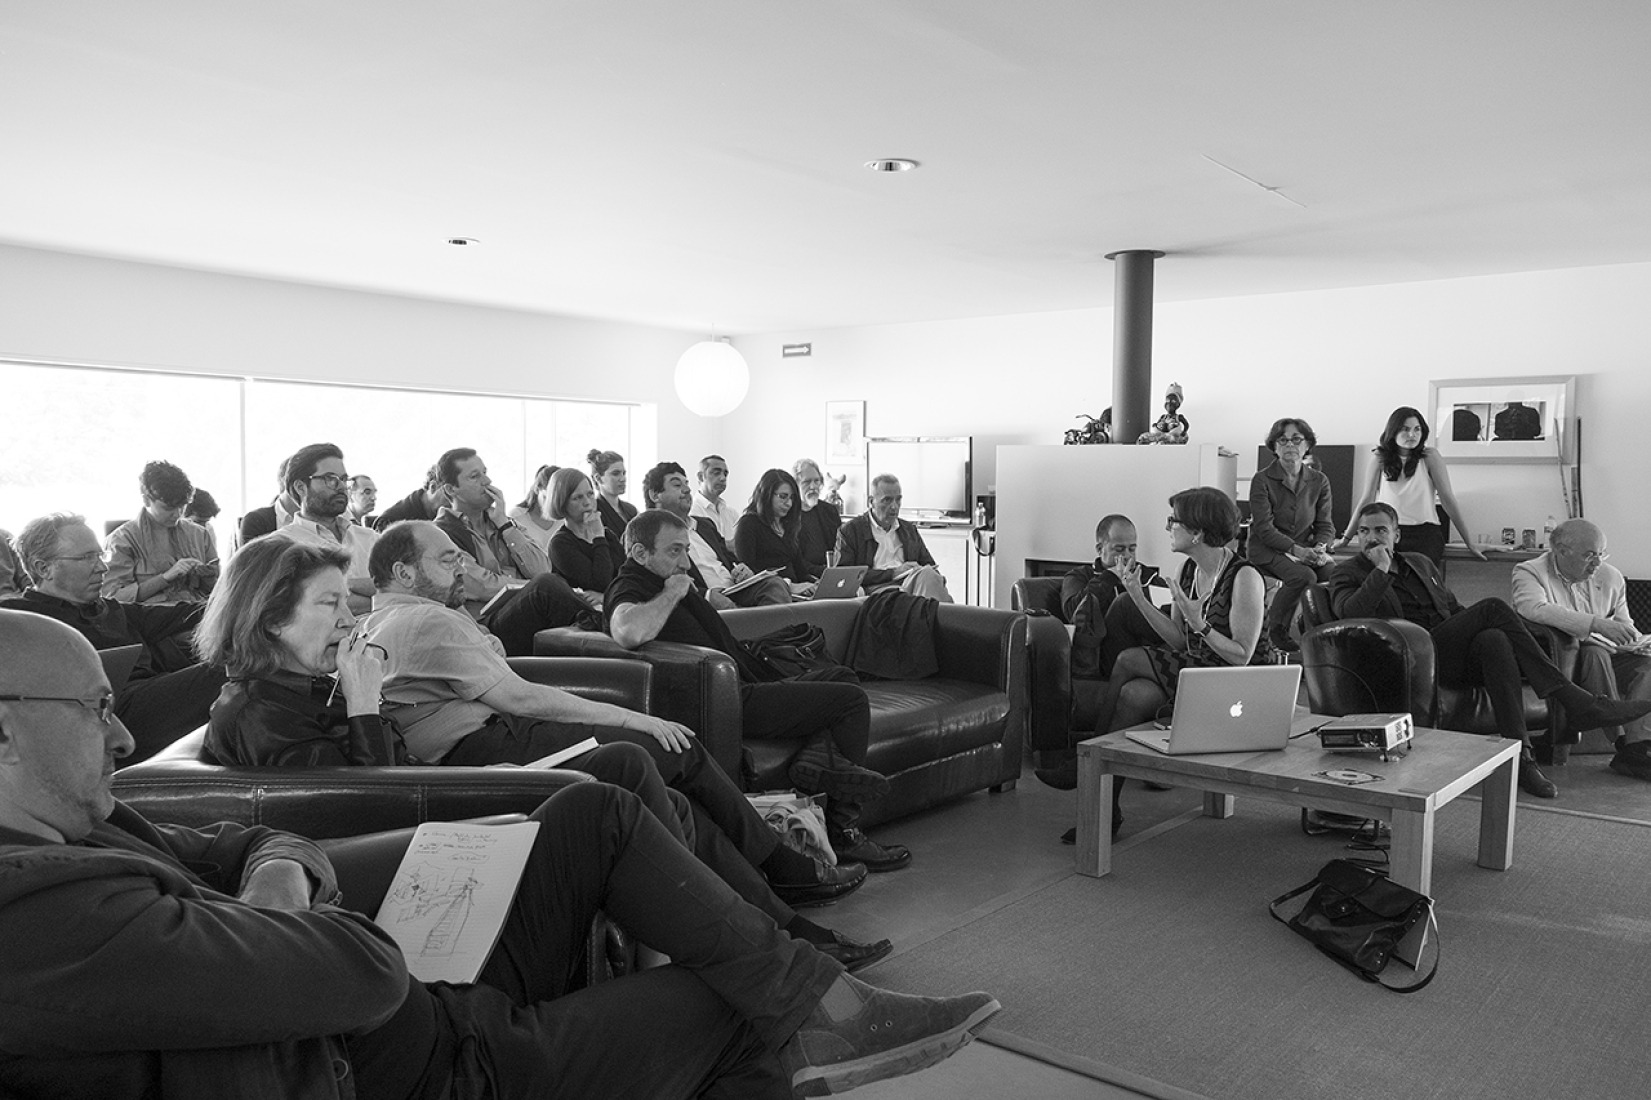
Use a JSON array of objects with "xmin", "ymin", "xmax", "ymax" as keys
[{"xmin": 1269, "ymin": 882, "xmax": 1442, "ymax": 995}]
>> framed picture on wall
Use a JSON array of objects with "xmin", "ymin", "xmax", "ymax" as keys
[
  {"xmin": 1428, "ymin": 375, "xmax": 1575, "ymax": 463},
  {"xmin": 825, "ymin": 400, "xmax": 866, "ymax": 464}
]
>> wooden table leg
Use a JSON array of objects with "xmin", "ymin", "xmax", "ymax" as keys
[
  {"xmin": 1203, "ymin": 792, "xmax": 1235, "ymax": 818},
  {"xmin": 1388, "ymin": 808, "xmax": 1435, "ymax": 897},
  {"xmin": 1076, "ymin": 747, "xmax": 1112, "ymax": 878},
  {"xmin": 1477, "ymin": 754, "xmax": 1518, "ymax": 872}
]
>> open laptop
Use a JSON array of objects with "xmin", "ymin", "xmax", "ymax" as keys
[
  {"xmin": 811, "ymin": 565, "xmax": 868, "ymax": 600},
  {"xmin": 1124, "ymin": 665, "xmax": 1301, "ymax": 755},
  {"xmin": 98, "ymin": 644, "xmax": 145, "ymax": 695}
]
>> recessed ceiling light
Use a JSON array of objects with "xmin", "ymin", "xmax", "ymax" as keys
[
  {"xmin": 864, "ymin": 159, "xmax": 919, "ymax": 173},
  {"xmin": 447, "ymin": 237, "xmax": 479, "ymax": 246}
]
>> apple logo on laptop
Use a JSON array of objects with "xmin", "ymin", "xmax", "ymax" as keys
[{"xmin": 1230, "ymin": 701, "xmax": 1244, "ymax": 718}]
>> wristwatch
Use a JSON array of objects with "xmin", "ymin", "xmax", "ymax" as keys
[{"xmin": 1195, "ymin": 621, "xmax": 1213, "ymax": 637}]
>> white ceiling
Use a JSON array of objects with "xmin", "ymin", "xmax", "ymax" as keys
[{"xmin": 5, "ymin": 2, "xmax": 1651, "ymax": 333}]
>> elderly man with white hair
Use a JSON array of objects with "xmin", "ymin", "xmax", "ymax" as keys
[
  {"xmin": 792, "ymin": 458, "xmax": 844, "ymax": 580},
  {"xmin": 1512, "ymin": 518, "xmax": 1651, "ymax": 781}
]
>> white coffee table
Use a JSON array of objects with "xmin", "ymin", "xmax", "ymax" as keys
[{"xmin": 1076, "ymin": 725, "xmax": 1520, "ymax": 895}]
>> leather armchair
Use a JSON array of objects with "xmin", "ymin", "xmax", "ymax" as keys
[
  {"xmin": 1300, "ymin": 583, "xmax": 1570, "ymax": 743},
  {"xmin": 1010, "ymin": 576, "xmax": 1079, "ymax": 751},
  {"xmin": 112, "ymin": 656, "xmax": 651, "ymax": 839}
]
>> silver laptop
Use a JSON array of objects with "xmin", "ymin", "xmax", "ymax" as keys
[
  {"xmin": 811, "ymin": 565, "xmax": 868, "ymax": 600},
  {"xmin": 1124, "ymin": 665, "xmax": 1301, "ymax": 755}
]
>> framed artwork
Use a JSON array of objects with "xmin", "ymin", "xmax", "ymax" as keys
[
  {"xmin": 1427, "ymin": 375, "xmax": 1575, "ymax": 464},
  {"xmin": 825, "ymin": 400, "xmax": 866, "ymax": 464}
]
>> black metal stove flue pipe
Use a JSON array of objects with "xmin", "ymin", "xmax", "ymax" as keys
[{"xmin": 1105, "ymin": 249, "xmax": 1164, "ymax": 444}]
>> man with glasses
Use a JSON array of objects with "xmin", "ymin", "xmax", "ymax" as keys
[
  {"xmin": 259, "ymin": 442, "xmax": 380, "ymax": 615},
  {"xmin": 792, "ymin": 458, "xmax": 844, "ymax": 580},
  {"xmin": 1329, "ymin": 502, "xmax": 1651, "ymax": 798},
  {"xmin": 1513, "ymin": 519, "xmax": 1651, "ymax": 781},
  {"xmin": 2, "ymin": 514, "xmax": 225, "ymax": 761}
]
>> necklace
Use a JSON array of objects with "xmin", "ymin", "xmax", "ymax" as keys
[{"xmin": 1192, "ymin": 547, "xmax": 1232, "ymax": 605}]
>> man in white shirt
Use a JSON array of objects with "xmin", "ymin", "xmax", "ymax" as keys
[
  {"xmin": 646, "ymin": 461, "xmax": 789, "ymax": 607},
  {"xmin": 260, "ymin": 443, "xmax": 379, "ymax": 615},
  {"xmin": 346, "ymin": 474, "xmax": 377, "ymax": 525},
  {"xmin": 1512, "ymin": 518, "xmax": 1651, "ymax": 781},
  {"xmin": 690, "ymin": 454, "xmax": 739, "ymax": 542},
  {"xmin": 834, "ymin": 475, "xmax": 953, "ymax": 602}
]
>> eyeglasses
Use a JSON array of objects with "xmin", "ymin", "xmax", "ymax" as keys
[
  {"xmin": 0, "ymin": 692, "xmax": 115, "ymax": 724},
  {"xmin": 424, "ymin": 551, "xmax": 464, "ymax": 571},
  {"xmin": 308, "ymin": 473, "xmax": 352, "ymax": 490},
  {"xmin": 52, "ymin": 551, "xmax": 105, "ymax": 565},
  {"xmin": 1561, "ymin": 548, "xmax": 1610, "ymax": 564},
  {"xmin": 1276, "ymin": 435, "xmax": 1307, "ymax": 446},
  {"xmin": 1166, "ymin": 516, "xmax": 1192, "ymax": 531}
]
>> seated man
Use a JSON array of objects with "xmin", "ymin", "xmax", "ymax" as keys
[
  {"xmin": 103, "ymin": 459, "xmax": 220, "ymax": 604},
  {"xmin": 258, "ymin": 442, "xmax": 380, "ymax": 615},
  {"xmin": 644, "ymin": 460, "xmax": 790, "ymax": 607},
  {"xmin": 793, "ymin": 458, "xmax": 844, "ymax": 580},
  {"xmin": 835, "ymin": 474, "xmax": 953, "ymax": 602},
  {"xmin": 347, "ymin": 474, "xmax": 378, "ymax": 526},
  {"xmin": 430, "ymin": 446, "xmax": 593, "ymax": 653},
  {"xmin": 1061, "ymin": 514, "xmax": 1162, "ymax": 684},
  {"xmin": 372, "ymin": 464, "xmax": 446, "ymax": 530},
  {"xmin": 1512, "ymin": 518, "xmax": 1651, "ymax": 781},
  {"xmin": 234, "ymin": 456, "xmax": 298, "ymax": 549},
  {"xmin": 0, "ymin": 609, "xmax": 998, "ymax": 1099},
  {"xmin": 608, "ymin": 509, "xmax": 913, "ymax": 872},
  {"xmin": 0, "ymin": 514, "xmax": 225, "ymax": 761},
  {"xmin": 1329, "ymin": 503, "xmax": 1651, "ymax": 799},
  {"xmin": 200, "ymin": 534, "xmax": 883, "ymax": 964},
  {"xmin": 691, "ymin": 453, "xmax": 740, "ymax": 542}
]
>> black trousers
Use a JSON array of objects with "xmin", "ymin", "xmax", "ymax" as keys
[
  {"xmin": 348, "ymin": 783, "xmax": 840, "ymax": 1100},
  {"xmin": 481, "ymin": 573, "xmax": 592, "ymax": 656},
  {"xmin": 445, "ymin": 715, "xmax": 792, "ymax": 924},
  {"xmin": 739, "ymin": 674, "xmax": 872, "ymax": 763},
  {"xmin": 116, "ymin": 663, "xmax": 228, "ymax": 762},
  {"xmin": 1430, "ymin": 597, "xmax": 1567, "ymax": 741}
]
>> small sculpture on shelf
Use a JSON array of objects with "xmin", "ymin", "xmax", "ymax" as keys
[
  {"xmin": 1063, "ymin": 408, "xmax": 1112, "ymax": 446},
  {"xmin": 1137, "ymin": 383, "xmax": 1189, "ymax": 445}
]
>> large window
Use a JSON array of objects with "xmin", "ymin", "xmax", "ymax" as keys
[{"xmin": 0, "ymin": 360, "xmax": 650, "ymax": 545}]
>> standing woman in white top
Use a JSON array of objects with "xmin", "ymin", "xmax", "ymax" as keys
[{"xmin": 1342, "ymin": 406, "xmax": 1485, "ymax": 564}]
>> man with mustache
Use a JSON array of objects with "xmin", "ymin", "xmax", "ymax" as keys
[
  {"xmin": 260, "ymin": 442, "xmax": 380, "ymax": 615},
  {"xmin": 1512, "ymin": 518, "xmax": 1651, "ymax": 781},
  {"xmin": 1328, "ymin": 502, "xmax": 1651, "ymax": 798}
]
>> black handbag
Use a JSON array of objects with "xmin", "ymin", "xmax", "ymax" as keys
[
  {"xmin": 740, "ymin": 622, "xmax": 849, "ymax": 682},
  {"xmin": 1269, "ymin": 858, "xmax": 1439, "ymax": 993}
]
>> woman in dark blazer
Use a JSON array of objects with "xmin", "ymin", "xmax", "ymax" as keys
[
  {"xmin": 546, "ymin": 467, "xmax": 614, "ymax": 609},
  {"xmin": 734, "ymin": 468, "xmax": 816, "ymax": 597},
  {"xmin": 588, "ymin": 448, "xmax": 635, "ymax": 569},
  {"xmin": 1247, "ymin": 416, "xmax": 1335, "ymax": 653}
]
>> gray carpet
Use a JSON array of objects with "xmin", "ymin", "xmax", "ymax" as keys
[{"xmin": 872, "ymin": 799, "xmax": 1651, "ymax": 1100}]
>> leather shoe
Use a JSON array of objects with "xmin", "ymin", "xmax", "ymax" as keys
[
  {"xmin": 1560, "ymin": 691, "xmax": 1651, "ymax": 736},
  {"xmin": 781, "ymin": 973, "xmax": 1000, "ymax": 1097},
  {"xmin": 831, "ymin": 827, "xmax": 912, "ymax": 872},
  {"xmin": 790, "ymin": 758, "xmax": 891, "ymax": 802},
  {"xmin": 1608, "ymin": 740, "xmax": 1651, "ymax": 782},
  {"xmin": 1518, "ymin": 751, "xmax": 1558, "ymax": 799},
  {"xmin": 773, "ymin": 859, "xmax": 868, "ymax": 908},
  {"xmin": 814, "ymin": 930, "xmax": 894, "ymax": 973}
]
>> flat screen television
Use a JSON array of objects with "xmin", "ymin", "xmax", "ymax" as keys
[{"xmin": 864, "ymin": 436, "xmax": 971, "ymax": 521}]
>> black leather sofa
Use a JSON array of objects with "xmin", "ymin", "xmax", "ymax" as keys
[{"xmin": 533, "ymin": 599, "xmax": 1031, "ymax": 827}]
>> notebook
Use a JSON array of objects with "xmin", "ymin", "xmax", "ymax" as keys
[
  {"xmin": 810, "ymin": 565, "xmax": 868, "ymax": 600},
  {"xmin": 98, "ymin": 645, "xmax": 145, "ymax": 694},
  {"xmin": 1124, "ymin": 665, "xmax": 1301, "ymax": 755}
]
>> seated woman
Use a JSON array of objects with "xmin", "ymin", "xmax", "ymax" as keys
[
  {"xmin": 545, "ymin": 467, "xmax": 612, "ymax": 610},
  {"xmin": 793, "ymin": 458, "xmax": 844, "ymax": 579},
  {"xmin": 588, "ymin": 448, "xmax": 635, "ymax": 572},
  {"xmin": 191, "ymin": 537, "xmax": 885, "ymax": 957},
  {"xmin": 508, "ymin": 464, "xmax": 563, "ymax": 556},
  {"xmin": 734, "ymin": 468, "xmax": 816, "ymax": 597},
  {"xmin": 1247, "ymin": 417, "xmax": 1335, "ymax": 654},
  {"xmin": 1036, "ymin": 488, "xmax": 1271, "ymax": 814}
]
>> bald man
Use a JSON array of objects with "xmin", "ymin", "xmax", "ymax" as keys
[
  {"xmin": 1513, "ymin": 519, "xmax": 1651, "ymax": 781},
  {"xmin": 0, "ymin": 610, "xmax": 997, "ymax": 1098}
]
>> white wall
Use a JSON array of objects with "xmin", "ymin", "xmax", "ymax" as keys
[
  {"xmin": 727, "ymin": 261, "xmax": 1651, "ymax": 578},
  {"xmin": 0, "ymin": 242, "xmax": 720, "ymax": 492}
]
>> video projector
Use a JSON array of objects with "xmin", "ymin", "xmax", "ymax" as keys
[{"xmin": 1316, "ymin": 713, "xmax": 1414, "ymax": 756}]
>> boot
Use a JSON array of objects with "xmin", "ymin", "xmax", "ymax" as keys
[
  {"xmin": 789, "ymin": 735, "xmax": 891, "ymax": 803},
  {"xmin": 827, "ymin": 796, "xmax": 912, "ymax": 872}
]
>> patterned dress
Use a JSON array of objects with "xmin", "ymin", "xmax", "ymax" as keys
[{"xmin": 1144, "ymin": 552, "xmax": 1273, "ymax": 699}]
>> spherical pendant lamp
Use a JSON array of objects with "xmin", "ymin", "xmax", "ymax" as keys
[{"xmin": 674, "ymin": 339, "xmax": 750, "ymax": 418}]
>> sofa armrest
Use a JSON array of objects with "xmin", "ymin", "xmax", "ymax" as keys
[
  {"xmin": 534, "ymin": 627, "xmax": 745, "ymax": 776},
  {"xmin": 506, "ymin": 655, "xmax": 652, "ymax": 713},
  {"xmin": 112, "ymin": 756, "xmax": 594, "ymax": 840}
]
